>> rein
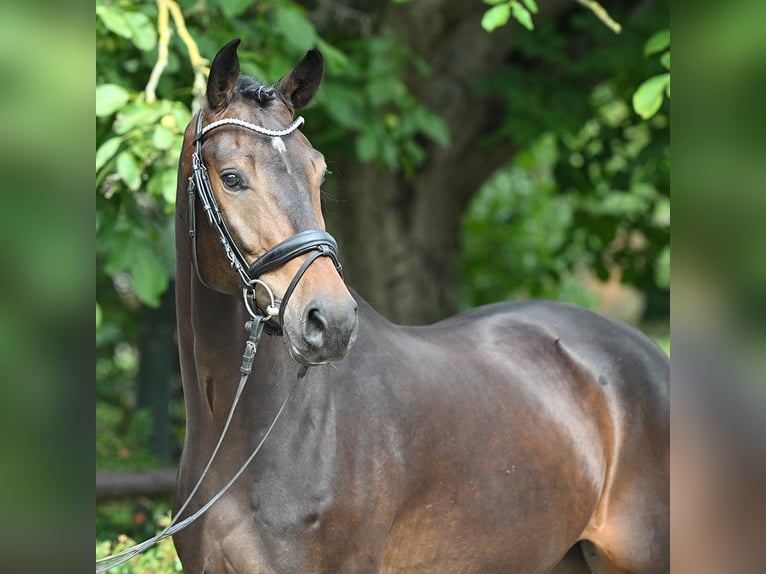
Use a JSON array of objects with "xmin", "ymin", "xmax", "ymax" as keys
[
  {"xmin": 96, "ymin": 368, "xmax": 300, "ymax": 572},
  {"xmin": 97, "ymin": 110, "xmax": 338, "ymax": 572}
]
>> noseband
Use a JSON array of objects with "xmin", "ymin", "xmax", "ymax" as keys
[{"xmin": 187, "ymin": 111, "xmax": 342, "ymax": 334}]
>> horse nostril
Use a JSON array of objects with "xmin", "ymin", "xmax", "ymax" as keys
[{"xmin": 303, "ymin": 307, "xmax": 327, "ymax": 349}]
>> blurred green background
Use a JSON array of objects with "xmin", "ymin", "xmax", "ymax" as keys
[{"xmin": 96, "ymin": 0, "xmax": 669, "ymax": 568}]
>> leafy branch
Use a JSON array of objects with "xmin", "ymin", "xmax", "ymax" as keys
[
  {"xmin": 145, "ymin": 0, "xmax": 208, "ymax": 106},
  {"xmin": 482, "ymin": 0, "xmax": 621, "ymax": 34},
  {"xmin": 632, "ymin": 30, "xmax": 670, "ymax": 119},
  {"xmin": 574, "ymin": 0, "xmax": 621, "ymax": 34},
  {"xmin": 482, "ymin": 0, "xmax": 538, "ymax": 32}
]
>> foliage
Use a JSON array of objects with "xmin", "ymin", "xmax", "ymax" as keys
[
  {"xmin": 460, "ymin": 134, "xmax": 597, "ymax": 308},
  {"xmin": 556, "ymin": 81, "xmax": 669, "ymax": 297},
  {"xmin": 633, "ymin": 29, "xmax": 670, "ymax": 119},
  {"xmin": 311, "ymin": 29, "xmax": 449, "ymax": 176},
  {"xmin": 464, "ymin": 4, "xmax": 669, "ymax": 318},
  {"xmin": 482, "ymin": 0, "xmax": 538, "ymax": 33}
]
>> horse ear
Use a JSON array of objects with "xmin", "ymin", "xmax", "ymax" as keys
[
  {"xmin": 207, "ymin": 39, "xmax": 241, "ymax": 109},
  {"xmin": 275, "ymin": 49, "xmax": 324, "ymax": 109}
]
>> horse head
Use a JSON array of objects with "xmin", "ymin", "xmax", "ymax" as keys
[{"xmin": 181, "ymin": 39, "xmax": 357, "ymax": 364}]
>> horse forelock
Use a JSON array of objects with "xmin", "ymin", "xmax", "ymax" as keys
[{"xmin": 236, "ymin": 76, "xmax": 279, "ymax": 106}]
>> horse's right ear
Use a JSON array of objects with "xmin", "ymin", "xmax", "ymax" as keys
[{"xmin": 206, "ymin": 39, "xmax": 241, "ymax": 109}]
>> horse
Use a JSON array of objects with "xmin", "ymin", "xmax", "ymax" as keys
[{"xmin": 172, "ymin": 38, "xmax": 669, "ymax": 574}]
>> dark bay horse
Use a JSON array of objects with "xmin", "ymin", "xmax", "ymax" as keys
[{"xmin": 173, "ymin": 39, "xmax": 669, "ymax": 573}]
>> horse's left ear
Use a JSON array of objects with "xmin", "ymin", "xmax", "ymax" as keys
[{"xmin": 275, "ymin": 49, "xmax": 324, "ymax": 109}]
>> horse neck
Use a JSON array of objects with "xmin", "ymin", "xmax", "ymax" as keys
[{"xmin": 174, "ymin": 183, "xmax": 285, "ymax": 428}]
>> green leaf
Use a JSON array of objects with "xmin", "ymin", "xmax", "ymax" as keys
[
  {"xmin": 274, "ymin": 7, "xmax": 316, "ymax": 52},
  {"xmin": 319, "ymin": 84, "xmax": 364, "ymax": 128},
  {"xmin": 152, "ymin": 125, "xmax": 175, "ymax": 150},
  {"xmin": 482, "ymin": 3, "xmax": 511, "ymax": 32},
  {"xmin": 419, "ymin": 114, "xmax": 450, "ymax": 147},
  {"xmin": 356, "ymin": 130, "xmax": 378, "ymax": 162},
  {"xmin": 147, "ymin": 169, "xmax": 177, "ymax": 205},
  {"xmin": 116, "ymin": 151, "xmax": 142, "ymax": 191},
  {"xmin": 130, "ymin": 248, "xmax": 168, "ymax": 307},
  {"xmin": 114, "ymin": 102, "xmax": 165, "ymax": 134},
  {"xmin": 217, "ymin": 0, "xmax": 252, "ymax": 19},
  {"xmin": 632, "ymin": 73, "xmax": 670, "ymax": 119},
  {"xmin": 96, "ymin": 302, "xmax": 102, "ymax": 331},
  {"xmin": 123, "ymin": 11, "xmax": 157, "ymax": 52},
  {"xmin": 96, "ymin": 5, "xmax": 132, "ymax": 39},
  {"xmin": 315, "ymin": 39, "xmax": 349, "ymax": 72},
  {"xmin": 96, "ymin": 137, "xmax": 122, "ymax": 172},
  {"xmin": 96, "ymin": 84, "xmax": 130, "ymax": 117},
  {"xmin": 644, "ymin": 29, "xmax": 670, "ymax": 56},
  {"xmin": 511, "ymin": 2, "xmax": 534, "ymax": 30},
  {"xmin": 655, "ymin": 246, "xmax": 670, "ymax": 288},
  {"xmin": 521, "ymin": 0, "xmax": 538, "ymax": 14},
  {"xmin": 660, "ymin": 51, "xmax": 670, "ymax": 70}
]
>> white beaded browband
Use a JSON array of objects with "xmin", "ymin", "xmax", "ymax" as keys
[{"xmin": 199, "ymin": 115, "xmax": 305, "ymax": 139}]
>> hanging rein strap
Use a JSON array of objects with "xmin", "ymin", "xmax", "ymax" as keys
[{"xmin": 187, "ymin": 111, "xmax": 342, "ymax": 333}]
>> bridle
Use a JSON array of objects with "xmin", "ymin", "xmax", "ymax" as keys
[
  {"xmin": 187, "ymin": 110, "xmax": 343, "ymax": 335},
  {"xmin": 96, "ymin": 110, "xmax": 345, "ymax": 572}
]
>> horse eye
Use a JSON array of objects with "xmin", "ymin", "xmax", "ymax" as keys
[{"xmin": 221, "ymin": 172, "xmax": 242, "ymax": 189}]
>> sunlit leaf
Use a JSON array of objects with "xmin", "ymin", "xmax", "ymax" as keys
[
  {"xmin": 644, "ymin": 29, "xmax": 670, "ymax": 56},
  {"xmin": 147, "ymin": 169, "xmax": 177, "ymax": 205},
  {"xmin": 660, "ymin": 51, "xmax": 670, "ymax": 70},
  {"xmin": 130, "ymin": 248, "xmax": 168, "ymax": 307},
  {"xmin": 152, "ymin": 125, "xmax": 175, "ymax": 150},
  {"xmin": 96, "ymin": 5, "xmax": 132, "ymax": 39},
  {"xmin": 632, "ymin": 73, "xmax": 670, "ymax": 119},
  {"xmin": 114, "ymin": 102, "xmax": 165, "ymax": 135},
  {"xmin": 482, "ymin": 4, "xmax": 511, "ymax": 32},
  {"xmin": 116, "ymin": 151, "xmax": 142, "ymax": 191},
  {"xmin": 123, "ymin": 11, "xmax": 157, "ymax": 52},
  {"xmin": 511, "ymin": 2, "xmax": 534, "ymax": 30},
  {"xmin": 96, "ymin": 137, "xmax": 122, "ymax": 172},
  {"xmin": 521, "ymin": 0, "xmax": 538, "ymax": 14},
  {"xmin": 96, "ymin": 84, "xmax": 130, "ymax": 117}
]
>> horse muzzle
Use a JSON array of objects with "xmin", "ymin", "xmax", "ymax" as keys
[{"xmin": 285, "ymin": 296, "xmax": 358, "ymax": 365}]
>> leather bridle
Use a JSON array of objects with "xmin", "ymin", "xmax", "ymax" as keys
[{"xmin": 187, "ymin": 111, "xmax": 343, "ymax": 335}]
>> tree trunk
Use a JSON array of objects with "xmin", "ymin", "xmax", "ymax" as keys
[{"xmin": 317, "ymin": 0, "xmax": 572, "ymax": 324}]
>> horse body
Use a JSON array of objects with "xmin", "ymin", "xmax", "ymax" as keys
[
  {"xmin": 172, "ymin": 39, "xmax": 669, "ymax": 574},
  {"xmin": 174, "ymin": 281, "xmax": 668, "ymax": 573}
]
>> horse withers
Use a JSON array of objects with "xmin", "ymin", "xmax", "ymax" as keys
[{"xmin": 173, "ymin": 39, "xmax": 669, "ymax": 574}]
